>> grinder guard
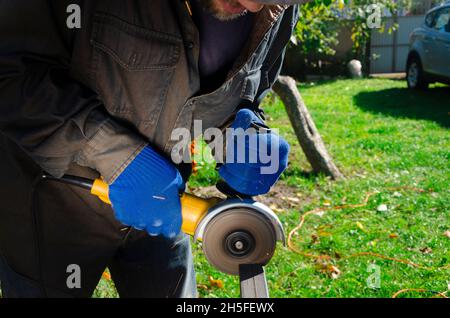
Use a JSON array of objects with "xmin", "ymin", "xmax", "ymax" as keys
[
  {"xmin": 194, "ymin": 198, "xmax": 286, "ymax": 245},
  {"xmin": 194, "ymin": 198, "xmax": 286, "ymax": 275}
]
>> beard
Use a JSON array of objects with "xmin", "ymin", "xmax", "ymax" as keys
[{"xmin": 198, "ymin": 0, "xmax": 248, "ymax": 21}]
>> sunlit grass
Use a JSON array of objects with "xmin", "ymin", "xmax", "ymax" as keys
[{"xmin": 189, "ymin": 78, "xmax": 450, "ymax": 298}]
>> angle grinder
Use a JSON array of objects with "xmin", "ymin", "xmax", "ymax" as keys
[{"xmin": 42, "ymin": 173, "xmax": 285, "ymax": 296}]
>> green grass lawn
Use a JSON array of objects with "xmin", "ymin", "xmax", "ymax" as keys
[{"xmin": 94, "ymin": 78, "xmax": 450, "ymax": 298}]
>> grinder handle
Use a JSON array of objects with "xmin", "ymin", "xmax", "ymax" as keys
[
  {"xmin": 89, "ymin": 177, "xmax": 221, "ymax": 236},
  {"xmin": 90, "ymin": 178, "xmax": 111, "ymax": 204}
]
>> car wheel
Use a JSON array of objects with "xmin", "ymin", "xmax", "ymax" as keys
[{"xmin": 407, "ymin": 57, "xmax": 429, "ymax": 90}]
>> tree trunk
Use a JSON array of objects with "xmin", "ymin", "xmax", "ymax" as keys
[{"xmin": 272, "ymin": 75, "xmax": 343, "ymax": 180}]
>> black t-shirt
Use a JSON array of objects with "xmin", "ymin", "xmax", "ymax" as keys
[{"xmin": 190, "ymin": 0, "xmax": 255, "ymax": 93}]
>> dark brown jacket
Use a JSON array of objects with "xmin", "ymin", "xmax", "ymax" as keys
[{"xmin": 0, "ymin": 0, "xmax": 299, "ymax": 184}]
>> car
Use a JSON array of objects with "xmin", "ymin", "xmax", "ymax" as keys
[{"xmin": 406, "ymin": 2, "xmax": 450, "ymax": 89}]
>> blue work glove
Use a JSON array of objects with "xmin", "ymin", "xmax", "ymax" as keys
[
  {"xmin": 218, "ymin": 109, "xmax": 290, "ymax": 196},
  {"xmin": 108, "ymin": 145, "xmax": 184, "ymax": 238}
]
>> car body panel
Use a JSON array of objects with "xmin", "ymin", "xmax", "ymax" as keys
[
  {"xmin": 410, "ymin": 27, "xmax": 436, "ymax": 72},
  {"xmin": 408, "ymin": 4, "xmax": 450, "ymax": 83}
]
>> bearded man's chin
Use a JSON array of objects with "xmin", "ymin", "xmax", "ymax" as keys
[
  {"xmin": 199, "ymin": 0, "xmax": 248, "ymax": 21},
  {"xmin": 213, "ymin": 10, "xmax": 248, "ymax": 21}
]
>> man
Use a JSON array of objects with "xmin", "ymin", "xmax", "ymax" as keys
[{"xmin": 0, "ymin": 0, "xmax": 306, "ymax": 298}]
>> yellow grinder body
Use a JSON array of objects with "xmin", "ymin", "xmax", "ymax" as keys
[{"xmin": 90, "ymin": 178, "xmax": 220, "ymax": 236}]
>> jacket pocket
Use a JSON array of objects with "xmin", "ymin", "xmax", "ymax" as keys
[{"xmin": 90, "ymin": 12, "xmax": 182, "ymax": 128}]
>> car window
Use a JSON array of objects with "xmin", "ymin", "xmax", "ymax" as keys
[
  {"xmin": 425, "ymin": 11, "xmax": 436, "ymax": 28},
  {"xmin": 446, "ymin": 13, "xmax": 450, "ymax": 33},
  {"xmin": 433, "ymin": 8, "xmax": 450, "ymax": 33}
]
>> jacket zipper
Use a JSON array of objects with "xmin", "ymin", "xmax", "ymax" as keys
[{"xmin": 184, "ymin": 0, "xmax": 193, "ymax": 17}]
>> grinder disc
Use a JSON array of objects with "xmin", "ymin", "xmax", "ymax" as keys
[{"xmin": 202, "ymin": 208, "xmax": 277, "ymax": 275}]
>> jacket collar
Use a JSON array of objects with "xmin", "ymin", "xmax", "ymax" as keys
[{"xmin": 228, "ymin": 4, "xmax": 288, "ymax": 77}]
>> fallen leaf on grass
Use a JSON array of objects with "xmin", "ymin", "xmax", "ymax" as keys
[
  {"xmin": 315, "ymin": 255, "xmax": 332, "ymax": 267},
  {"xmin": 208, "ymin": 276, "xmax": 224, "ymax": 289},
  {"xmin": 356, "ymin": 221, "xmax": 365, "ymax": 232},
  {"xmin": 315, "ymin": 211, "xmax": 325, "ymax": 218},
  {"xmin": 329, "ymin": 265, "xmax": 341, "ymax": 279},
  {"xmin": 269, "ymin": 204, "xmax": 284, "ymax": 213},
  {"xmin": 314, "ymin": 256, "xmax": 341, "ymax": 279},
  {"xmin": 317, "ymin": 230, "xmax": 332, "ymax": 237},
  {"xmin": 102, "ymin": 271, "xmax": 111, "ymax": 281},
  {"xmin": 389, "ymin": 233, "xmax": 399, "ymax": 239},
  {"xmin": 286, "ymin": 197, "xmax": 300, "ymax": 203},
  {"xmin": 419, "ymin": 247, "xmax": 432, "ymax": 254}
]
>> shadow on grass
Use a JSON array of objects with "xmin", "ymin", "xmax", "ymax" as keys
[
  {"xmin": 353, "ymin": 86, "xmax": 450, "ymax": 128},
  {"xmin": 281, "ymin": 167, "xmax": 334, "ymax": 184},
  {"xmin": 283, "ymin": 169, "xmax": 319, "ymax": 180}
]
